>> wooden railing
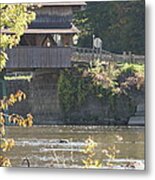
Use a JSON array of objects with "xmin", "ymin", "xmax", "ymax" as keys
[{"xmin": 71, "ymin": 47, "xmax": 145, "ymax": 64}]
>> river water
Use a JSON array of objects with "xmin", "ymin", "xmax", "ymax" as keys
[{"xmin": 5, "ymin": 125, "xmax": 144, "ymax": 170}]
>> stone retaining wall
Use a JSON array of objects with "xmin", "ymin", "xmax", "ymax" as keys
[
  {"xmin": 29, "ymin": 69, "xmax": 62, "ymax": 124},
  {"xmin": 6, "ymin": 70, "xmax": 145, "ymax": 125}
]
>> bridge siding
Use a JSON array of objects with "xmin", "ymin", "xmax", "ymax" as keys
[{"xmin": 6, "ymin": 47, "xmax": 72, "ymax": 69}]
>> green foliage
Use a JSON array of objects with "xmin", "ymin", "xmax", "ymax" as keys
[
  {"xmin": 76, "ymin": 77, "xmax": 88, "ymax": 106},
  {"xmin": 102, "ymin": 144, "xmax": 120, "ymax": 167},
  {"xmin": 82, "ymin": 136, "xmax": 102, "ymax": 168},
  {"xmin": 58, "ymin": 70, "xmax": 75, "ymax": 113},
  {"xmin": 82, "ymin": 136, "xmax": 120, "ymax": 168},
  {"xmin": 0, "ymin": 91, "xmax": 33, "ymax": 167},
  {"xmin": 0, "ymin": 4, "xmax": 36, "ymax": 71},
  {"xmin": 118, "ymin": 63, "xmax": 144, "ymax": 76},
  {"xmin": 58, "ymin": 61, "xmax": 144, "ymax": 118},
  {"xmin": 74, "ymin": 1, "xmax": 145, "ymax": 54},
  {"xmin": 0, "ymin": 4, "xmax": 36, "ymax": 34},
  {"xmin": 0, "ymin": 51, "xmax": 8, "ymax": 70},
  {"xmin": 117, "ymin": 63, "xmax": 144, "ymax": 95},
  {"xmin": 58, "ymin": 69, "xmax": 89, "ymax": 114},
  {"xmin": 87, "ymin": 60, "xmax": 119, "ymax": 98}
]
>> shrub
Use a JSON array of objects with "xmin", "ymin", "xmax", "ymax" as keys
[{"xmin": 58, "ymin": 60, "xmax": 144, "ymax": 121}]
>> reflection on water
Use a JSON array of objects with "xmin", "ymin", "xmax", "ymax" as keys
[{"xmin": 5, "ymin": 125, "xmax": 145, "ymax": 170}]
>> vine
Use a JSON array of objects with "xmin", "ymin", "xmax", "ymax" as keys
[{"xmin": 58, "ymin": 69, "xmax": 89, "ymax": 115}]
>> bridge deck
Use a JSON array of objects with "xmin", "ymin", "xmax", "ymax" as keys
[{"xmin": 72, "ymin": 47, "xmax": 145, "ymax": 64}]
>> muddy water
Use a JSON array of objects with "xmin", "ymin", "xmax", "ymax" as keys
[{"xmin": 5, "ymin": 126, "xmax": 145, "ymax": 169}]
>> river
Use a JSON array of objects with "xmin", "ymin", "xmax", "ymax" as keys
[{"xmin": 5, "ymin": 125, "xmax": 145, "ymax": 170}]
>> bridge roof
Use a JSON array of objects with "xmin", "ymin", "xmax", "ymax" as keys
[
  {"xmin": 1, "ymin": 24, "xmax": 80, "ymax": 34},
  {"xmin": 38, "ymin": 1, "xmax": 86, "ymax": 7}
]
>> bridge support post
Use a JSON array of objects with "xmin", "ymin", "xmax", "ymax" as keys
[
  {"xmin": 128, "ymin": 51, "xmax": 132, "ymax": 63},
  {"xmin": 123, "ymin": 51, "xmax": 127, "ymax": 62}
]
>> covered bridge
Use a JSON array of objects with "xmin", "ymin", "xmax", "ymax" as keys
[{"xmin": 1, "ymin": 2, "xmax": 86, "ymax": 124}]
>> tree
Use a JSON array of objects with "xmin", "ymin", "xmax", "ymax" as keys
[
  {"xmin": 0, "ymin": 4, "xmax": 36, "ymax": 70},
  {"xmin": 0, "ymin": 4, "xmax": 35, "ymax": 167},
  {"xmin": 74, "ymin": 0, "xmax": 145, "ymax": 55}
]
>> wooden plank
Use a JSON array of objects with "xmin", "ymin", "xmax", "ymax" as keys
[{"xmin": 6, "ymin": 47, "xmax": 72, "ymax": 68}]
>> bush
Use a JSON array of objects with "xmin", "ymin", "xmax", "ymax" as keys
[{"xmin": 58, "ymin": 61, "xmax": 144, "ymax": 121}]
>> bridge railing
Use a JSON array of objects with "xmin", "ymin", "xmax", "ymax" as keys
[{"xmin": 71, "ymin": 47, "xmax": 145, "ymax": 64}]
